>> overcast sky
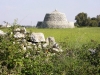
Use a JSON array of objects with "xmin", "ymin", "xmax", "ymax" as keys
[{"xmin": 0, "ymin": 0, "xmax": 100, "ymax": 26}]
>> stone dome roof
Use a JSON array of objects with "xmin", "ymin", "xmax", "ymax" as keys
[{"xmin": 43, "ymin": 10, "xmax": 67, "ymax": 22}]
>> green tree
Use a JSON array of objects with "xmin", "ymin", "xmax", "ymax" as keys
[
  {"xmin": 75, "ymin": 12, "xmax": 88, "ymax": 26},
  {"xmin": 89, "ymin": 20, "xmax": 98, "ymax": 27},
  {"xmin": 85, "ymin": 17, "xmax": 91, "ymax": 26},
  {"xmin": 97, "ymin": 15, "xmax": 100, "ymax": 27}
]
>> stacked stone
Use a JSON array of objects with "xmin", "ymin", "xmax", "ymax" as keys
[{"xmin": 36, "ymin": 10, "xmax": 74, "ymax": 28}]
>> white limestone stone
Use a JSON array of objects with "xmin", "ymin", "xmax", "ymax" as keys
[
  {"xmin": 30, "ymin": 32, "xmax": 45, "ymax": 43},
  {"xmin": 0, "ymin": 30, "xmax": 6, "ymax": 35},
  {"xmin": 14, "ymin": 32, "xmax": 25, "ymax": 38}
]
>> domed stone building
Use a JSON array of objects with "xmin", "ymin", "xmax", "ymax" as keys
[{"xmin": 36, "ymin": 10, "xmax": 74, "ymax": 28}]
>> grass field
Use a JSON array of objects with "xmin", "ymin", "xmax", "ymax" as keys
[
  {"xmin": 26, "ymin": 27, "xmax": 100, "ymax": 48},
  {"xmin": 1, "ymin": 27, "xmax": 100, "ymax": 49}
]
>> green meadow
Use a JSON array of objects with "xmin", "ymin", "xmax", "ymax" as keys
[
  {"xmin": 27, "ymin": 27, "xmax": 100, "ymax": 49},
  {"xmin": 1, "ymin": 27, "xmax": 100, "ymax": 49}
]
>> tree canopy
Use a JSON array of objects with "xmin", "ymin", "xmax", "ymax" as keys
[{"xmin": 75, "ymin": 12, "xmax": 100, "ymax": 27}]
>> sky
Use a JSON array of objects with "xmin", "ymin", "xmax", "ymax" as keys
[{"xmin": 0, "ymin": 0, "xmax": 100, "ymax": 26}]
